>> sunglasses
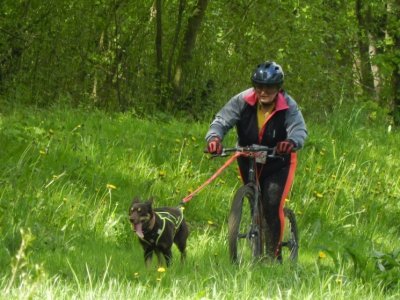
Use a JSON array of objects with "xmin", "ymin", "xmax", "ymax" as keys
[{"xmin": 253, "ymin": 84, "xmax": 279, "ymax": 95}]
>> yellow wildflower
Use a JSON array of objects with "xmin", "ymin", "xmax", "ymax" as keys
[
  {"xmin": 106, "ymin": 184, "xmax": 117, "ymax": 190},
  {"xmin": 315, "ymin": 192, "xmax": 323, "ymax": 198}
]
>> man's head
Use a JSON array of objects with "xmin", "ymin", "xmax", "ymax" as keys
[{"xmin": 251, "ymin": 61, "xmax": 284, "ymax": 106}]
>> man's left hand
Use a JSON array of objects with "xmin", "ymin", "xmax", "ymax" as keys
[{"xmin": 276, "ymin": 140, "xmax": 295, "ymax": 154}]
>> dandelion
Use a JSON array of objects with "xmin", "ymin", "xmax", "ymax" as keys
[
  {"xmin": 315, "ymin": 192, "xmax": 323, "ymax": 198},
  {"xmin": 318, "ymin": 251, "xmax": 327, "ymax": 259},
  {"xmin": 191, "ymin": 136, "xmax": 197, "ymax": 141},
  {"xmin": 40, "ymin": 150, "xmax": 46, "ymax": 155},
  {"xmin": 106, "ymin": 184, "xmax": 117, "ymax": 190},
  {"xmin": 134, "ymin": 272, "xmax": 139, "ymax": 278},
  {"xmin": 71, "ymin": 124, "xmax": 82, "ymax": 132},
  {"xmin": 159, "ymin": 170, "xmax": 166, "ymax": 177},
  {"xmin": 157, "ymin": 267, "xmax": 166, "ymax": 273},
  {"xmin": 208, "ymin": 220, "xmax": 214, "ymax": 225}
]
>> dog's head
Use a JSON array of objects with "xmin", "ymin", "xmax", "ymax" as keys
[{"xmin": 128, "ymin": 197, "xmax": 154, "ymax": 238}]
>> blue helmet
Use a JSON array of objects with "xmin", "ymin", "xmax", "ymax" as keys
[{"xmin": 251, "ymin": 61, "xmax": 284, "ymax": 86}]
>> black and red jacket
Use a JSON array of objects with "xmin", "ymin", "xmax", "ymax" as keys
[{"xmin": 206, "ymin": 88, "xmax": 307, "ymax": 150}]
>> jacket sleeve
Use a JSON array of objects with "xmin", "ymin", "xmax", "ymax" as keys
[
  {"xmin": 205, "ymin": 92, "xmax": 246, "ymax": 142},
  {"xmin": 285, "ymin": 98, "xmax": 308, "ymax": 149}
]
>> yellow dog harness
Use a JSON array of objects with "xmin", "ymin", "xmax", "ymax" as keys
[{"xmin": 140, "ymin": 210, "xmax": 184, "ymax": 245}]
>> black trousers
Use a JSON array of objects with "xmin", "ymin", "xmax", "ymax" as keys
[{"xmin": 237, "ymin": 154, "xmax": 296, "ymax": 259}]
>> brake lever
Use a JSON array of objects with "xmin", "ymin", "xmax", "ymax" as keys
[{"xmin": 210, "ymin": 152, "xmax": 229, "ymax": 158}]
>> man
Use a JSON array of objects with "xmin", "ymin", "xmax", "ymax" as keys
[{"xmin": 205, "ymin": 61, "xmax": 307, "ymax": 261}]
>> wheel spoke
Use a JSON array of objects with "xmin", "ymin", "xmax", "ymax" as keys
[
  {"xmin": 282, "ymin": 207, "xmax": 299, "ymax": 262},
  {"xmin": 228, "ymin": 185, "xmax": 263, "ymax": 264}
]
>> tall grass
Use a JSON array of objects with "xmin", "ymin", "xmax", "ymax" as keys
[{"xmin": 0, "ymin": 104, "xmax": 399, "ymax": 299}]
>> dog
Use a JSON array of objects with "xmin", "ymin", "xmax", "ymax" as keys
[{"xmin": 128, "ymin": 197, "xmax": 189, "ymax": 267}]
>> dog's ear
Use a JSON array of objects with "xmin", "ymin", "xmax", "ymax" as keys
[
  {"xmin": 145, "ymin": 198, "xmax": 153, "ymax": 210},
  {"xmin": 132, "ymin": 196, "xmax": 141, "ymax": 204}
]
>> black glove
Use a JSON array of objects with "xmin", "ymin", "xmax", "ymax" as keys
[
  {"xmin": 276, "ymin": 140, "xmax": 295, "ymax": 154},
  {"xmin": 207, "ymin": 137, "xmax": 223, "ymax": 154}
]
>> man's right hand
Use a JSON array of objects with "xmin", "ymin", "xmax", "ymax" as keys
[{"xmin": 207, "ymin": 137, "xmax": 223, "ymax": 154}]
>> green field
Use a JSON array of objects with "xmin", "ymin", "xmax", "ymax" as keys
[{"xmin": 0, "ymin": 105, "xmax": 399, "ymax": 299}]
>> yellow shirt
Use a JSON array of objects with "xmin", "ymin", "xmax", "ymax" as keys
[{"xmin": 257, "ymin": 103, "xmax": 275, "ymax": 131}]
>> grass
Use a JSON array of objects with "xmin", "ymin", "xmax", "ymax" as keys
[{"xmin": 0, "ymin": 103, "xmax": 399, "ymax": 299}]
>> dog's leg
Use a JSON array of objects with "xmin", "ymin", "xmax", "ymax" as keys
[
  {"xmin": 144, "ymin": 249, "xmax": 153, "ymax": 267},
  {"xmin": 162, "ymin": 248, "xmax": 173, "ymax": 267},
  {"xmin": 175, "ymin": 240, "xmax": 187, "ymax": 263},
  {"xmin": 175, "ymin": 222, "xmax": 189, "ymax": 263},
  {"xmin": 155, "ymin": 251, "xmax": 164, "ymax": 267}
]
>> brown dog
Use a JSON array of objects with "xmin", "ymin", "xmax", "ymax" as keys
[{"xmin": 128, "ymin": 197, "xmax": 189, "ymax": 267}]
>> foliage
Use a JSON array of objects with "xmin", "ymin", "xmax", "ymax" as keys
[{"xmin": 0, "ymin": 0, "xmax": 399, "ymax": 122}]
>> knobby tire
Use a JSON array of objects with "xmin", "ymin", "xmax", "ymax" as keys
[
  {"xmin": 228, "ymin": 184, "xmax": 263, "ymax": 264},
  {"xmin": 282, "ymin": 207, "xmax": 299, "ymax": 262}
]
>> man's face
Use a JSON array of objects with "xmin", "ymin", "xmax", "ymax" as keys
[{"xmin": 254, "ymin": 84, "xmax": 279, "ymax": 105}]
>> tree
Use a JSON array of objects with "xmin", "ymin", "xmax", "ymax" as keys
[
  {"xmin": 355, "ymin": 0, "xmax": 376, "ymax": 98},
  {"xmin": 172, "ymin": 0, "xmax": 209, "ymax": 100},
  {"xmin": 155, "ymin": 0, "xmax": 163, "ymax": 99},
  {"xmin": 0, "ymin": 0, "xmax": 399, "ymax": 125},
  {"xmin": 388, "ymin": 0, "xmax": 400, "ymax": 124}
]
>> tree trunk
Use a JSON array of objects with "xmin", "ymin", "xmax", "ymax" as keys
[
  {"xmin": 173, "ymin": 0, "xmax": 209, "ymax": 99},
  {"xmin": 392, "ymin": 56, "xmax": 400, "ymax": 126},
  {"xmin": 355, "ymin": 0, "xmax": 376, "ymax": 98},
  {"xmin": 167, "ymin": 0, "xmax": 186, "ymax": 83},
  {"xmin": 390, "ymin": 1, "xmax": 400, "ymax": 125},
  {"xmin": 155, "ymin": 0, "xmax": 163, "ymax": 98}
]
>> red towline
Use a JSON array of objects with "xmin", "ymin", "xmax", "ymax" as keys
[{"xmin": 181, "ymin": 152, "xmax": 244, "ymax": 203}]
